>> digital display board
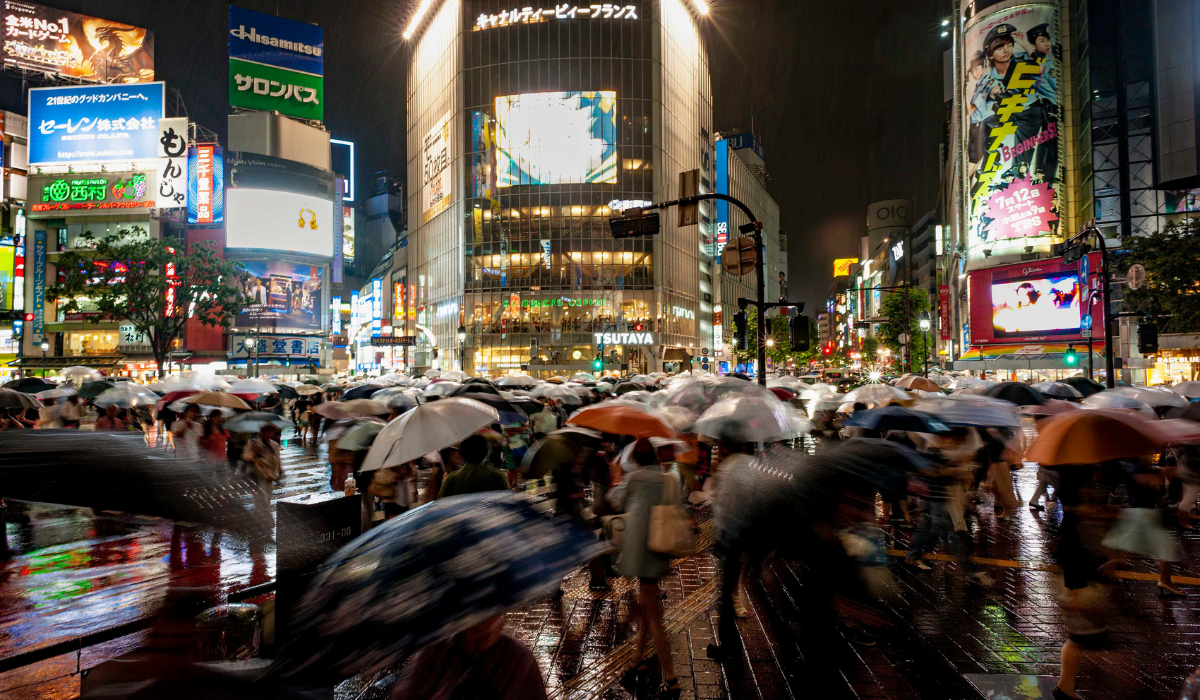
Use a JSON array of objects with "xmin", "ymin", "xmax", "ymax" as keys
[
  {"xmin": 235, "ymin": 260, "xmax": 322, "ymax": 331},
  {"xmin": 495, "ymin": 91, "xmax": 617, "ymax": 187},
  {"xmin": 225, "ymin": 188, "xmax": 333, "ymax": 258},
  {"xmin": 28, "ymin": 82, "xmax": 164, "ymax": 165},
  {"xmin": 991, "ymin": 273, "xmax": 1080, "ymax": 337},
  {"xmin": 1, "ymin": 1, "xmax": 154, "ymax": 82},
  {"xmin": 187, "ymin": 144, "xmax": 224, "ymax": 224}
]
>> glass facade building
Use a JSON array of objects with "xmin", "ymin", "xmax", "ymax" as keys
[{"xmin": 404, "ymin": 0, "xmax": 712, "ymax": 376}]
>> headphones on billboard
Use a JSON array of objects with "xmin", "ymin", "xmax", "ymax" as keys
[{"xmin": 298, "ymin": 209, "xmax": 318, "ymax": 230}]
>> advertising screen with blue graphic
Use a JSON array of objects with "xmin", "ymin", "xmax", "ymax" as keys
[
  {"xmin": 495, "ymin": 91, "xmax": 617, "ymax": 187},
  {"xmin": 29, "ymin": 82, "xmax": 164, "ymax": 165},
  {"xmin": 235, "ymin": 260, "xmax": 322, "ymax": 331}
]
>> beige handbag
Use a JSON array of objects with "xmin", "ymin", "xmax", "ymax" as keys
[{"xmin": 647, "ymin": 474, "xmax": 695, "ymax": 558}]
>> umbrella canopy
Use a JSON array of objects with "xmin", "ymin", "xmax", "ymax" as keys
[
  {"xmin": 948, "ymin": 376, "xmax": 997, "ymax": 392},
  {"xmin": 60, "ymin": 366, "xmax": 103, "ymax": 383},
  {"xmin": 272, "ymin": 384, "xmax": 299, "ymax": 400},
  {"xmin": 508, "ymin": 396, "xmax": 544, "ymax": 417},
  {"xmin": 449, "ymin": 381, "xmax": 504, "ymax": 397},
  {"xmin": 76, "ymin": 380, "xmax": 116, "ymax": 400},
  {"xmin": 1020, "ymin": 399, "xmax": 1081, "ymax": 419},
  {"xmin": 985, "ymin": 381, "xmax": 1044, "ymax": 406},
  {"xmin": 457, "ymin": 392, "xmax": 528, "ymax": 425},
  {"xmin": 94, "ymin": 384, "xmax": 160, "ymax": 408},
  {"xmin": 334, "ymin": 419, "xmax": 386, "ymax": 452},
  {"xmin": 777, "ymin": 409, "xmax": 815, "ymax": 440},
  {"xmin": 496, "ymin": 374, "xmax": 537, "ymax": 388},
  {"xmin": 274, "ymin": 492, "xmax": 603, "ymax": 681},
  {"xmin": 424, "ymin": 380, "xmax": 463, "ymax": 397},
  {"xmin": 372, "ymin": 387, "xmax": 421, "ymax": 412},
  {"xmin": 896, "ymin": 375, "xmax": 943, "ymax": 393},
  {"xmin": 567, "ymin": 403, "xmax": 677, "ymax": 438},
  {"xmin": 534, "ymin": 384, "xmax": 584, "ymax": 405},
  {"xmin": 544, "ymin": 376, "xmax": 565, "ymax": 384},
  {"xmin": 424, "ymin": 368, "xmax": 442, "ymax": 378},
  {"xmin": 619, "ymin": 389, "xmax": 653, "ymax": 403},
  {"xmin": 1060, "ymin": 376, "xmax": 1106, "ymax": 397},
  {"xmin": 769, "ymin": 387, "xmax": 797, "ymax": 401},
  {"xmin": 1032, "ymin": 381, "xmax": 1084, "ymax": 399},
  {"xmin": 570, "ymin": 372, "xmax": 596, "ymax": 383},
  {"xmin": 1110, "ymin": 385, "xmax": 1189, "ymax": 409},
  {"xmin": 155, "ymin": 389, "xmax": 199, "ymax": 411},
  {"xmin": 843, "ymin": 384, "xmax": 913, "ymax": 409},
  {"xmin": 4, "ymin": 377, "xmax": 55, "ymax": 394},
  {"xmin": 819, "ymin": 438, "xmax": 931, "ymax": 492},
  {"xmin": 1169, "ymin": 381, "xmax": 1200, "ymax": 399},
  {"xmin": 1080, "ymin": 389, "xmax": 1157, "ymax": 417},
  {"xmin": 843, "ymin": 405, "xmax": 950, "ymax": 434},
  {"xmin": 35, "ymin": 386, "xmax": 76, "ymax": 400},
  {"xmin": 362, "ymin": 397, "xmax": 500, "ymax": 472},
  {"xmin": 0, "ymin": 388, "xmax": 39, "ymax": 409},
  {"xmin": 304, "ymin": 378, "xmax": 323, "ymax": 386},
  {"xmin": 224, "ymin": 411, "xmax": 295, "ymax": 434},
  {"xmin": 227, "ymin": 379, "xmax": 279, "ymax": 395},
  {"xmin": 441, "ymin": 370, "xmax": 469, "ymax": 382},
  {"xmin": 295, "ymin": 384, "xmax": 320, "ymax": 396},
  {"xmin": 521, "ymin": 429, "xmax": 600, "ymax": 478},
  {"xmin": 1026, "ymin": 410, "xmax": 1164, "ymax": 466},
  {"xmin": 913, "ymin": 396, "xmax": 1022, "ymax": 428},
  {"xmin": 341, "ymin": 383, "xmax": 386, "ymax": 401},
  {"xmin": 693, "ymin": 394, "xmax": 793, "ymax": 443},
  {"xmin": 337, "ymin": 398, "xmax": 389, "ymax": 416},
  {"xmin": 179, "ymin": 391, "xmax": 252, "ymax": 410}
]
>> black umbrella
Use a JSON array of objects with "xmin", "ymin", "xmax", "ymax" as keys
[
  {"xmin": 273, "ymin": 384, "xmax": 299, "ymax": 400},
  {"xmin": 456, "ymin": 391, "xmax": 521, "ymax": 415},
  {"xmin": 3, "ymin": 377, "xmax": 55, "ymax": 394},
  {"xmin": 0, "ymin": 388, "xmax": 33, "ymax": 409},
  {"xmin": 1169, "ymin": 402, "xmax": 1200, "ymax": 422},
  {"xmin": 985, "ymin": 381, "xmax": 1044, "ymax": 406},
  {"xmin": 1061, "ymin": 376, "xmax": 1105, "ymax": 397},
  {"xmin": 817, "ymin": 438, "xmax": 930, "ymax": 494},
  {"xmin": 509, "ymin": 397, "xmax": 544, "ymax": 417},
  {"xmin": 464, "ymin": 376, "xmax": 496, "ymax": 387},
  {"xmin": 842, "ymin": 405, "xmax": 950, "ymax": 434},
  {"xmin": 342, "ymin": 383, "xmax": 385, "ymax": 401},
  {"xmin": 727, "ymin": 372, "xmax": 752, "ymax": 381},
  {"xmin": 76, "ymin": 380, "xmax": 116, "ymax": 400},
  {"xmin": 450, "ymin": 381, "xmax": 503, "ymax": 397},
  {"xmin": 614, "ymin": 382, "xmax": 642, "ymax": 395},
  {"xmin": 303, "ymin": 378, "xmax": 323, "ymax": 386}
]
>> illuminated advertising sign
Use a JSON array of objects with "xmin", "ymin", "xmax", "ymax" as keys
[
  {"xmin": 226, "ymin": 188, "xmax": 333, "ymax": 257},
  {"xmin": 1, "ymin": 1, "xmax": 154, "ymax": 82},
  {"xmin": 833, "ymin": 258, "xmax": 859, "ymax": 277},
  {"xmin": 31, "ymin": 229, "xmax": 44, "ymax": 336},
  {"xmin": 495, "ymin": 91, "xmax": 617, "ymax": 187},
  {"xmin": 187, "ymin": 144, "xmax": 224, "ymax": 224},
  {"xmin": 594, "ymin": 331, "xmax": 655, "ymax": 346},
  {"xmin": 235, "ymin": 260, "xmax": 322, "ymax": 331},
  {"xmin": 156, "ymin": 117, "xmax": 187, "ymax": 209},
  {"xmin": 331, "ymin": 295, "xmax": 341, "ymax": 335},
  {"xmin": 228, "ymin": 6, "xmax": 323, "ymax": 121},
  {"xmin": 475, "ymin": 4, "xmax": 638, "ymax": 29},
  {"xmin": 715, "ymin": 138, "xmax": 729, "ymax": 254},
  {"xmin": 968, "ymin": 254, "xmax": 1100, "ymax": 345},
  {"xmin": 393, "ymin": 282, "xmax": 404, "ymax": 324},
  {"xmin": 371, "ymin": 278, "xmax": 382, "ymax": 337},
  {"xmin": 332, "ymin": 176, "xmax": 344, "ymax": 284},
  {"xmin": 939, "ymin": 284, "xmax": 951, "ymax": 341},
  {"xmin": 28, "ymin": 82, "xmax": 164, "ymax": 165},
  {"xmin": 422, "ymin": 110, "xmax": 452, "ymax": 223},
  {"xmin": 963, "ymin": 4, "xmax": 1061, "ymax": 265},
  {"xmin": 30, "ymin": 171, "xmax": 155, "ymax": 213},
  {"xmin": 232, "ymin": 334, "xmax": 320, "ymax": 359},
  {"xmin": 342, "ymin": 206, "xmax": 354, "ymax": 258}
]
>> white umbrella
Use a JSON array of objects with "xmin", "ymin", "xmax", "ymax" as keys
[
  {"xmin": 95, "ymin": 384, "xmax": 160, "ymax": 408},
  {"xmin": 1081, "ymin": 389, "xmax": 1157, "ymax": 417},
  {"xmin": 361, "ymin": 397, "xmax": 500, "ymax": 472},
  {"xmin": 60, "ymin": 366, "xmax": 103, "ymax": 384},
  {"xmin": 1170, "ymin": 381, "xmax": 1200, "ymax": 400},
  {"xmin": 228, "ymin": 379, "xmax": 279, "ymax": 395},
  {"xmin": 570, "ymin": 372, "xmax": 596, "ymax": 383},
  {"xmin": 496, "ymin": 374, "xmax": 537, "ymax": 388},
  {"xmin": 424, "ymin": 368, "xmax": 442, "ymax": 379},
  {"xmin": 442, "ymin": 370, "xmax": 469, "ymax": 382},
  {"xmin": 295, "ymin": 384, "xmax": 320, "ymax": 395},
  {"xmin": 36, "ymin": 387, "xmax": 76, "ymax": 400},
  {"xmin": 424, "ymin": 381, "xmax": 462, "ymax": 397},
  {"xmin": 1110, "ymin": 386, "xmax": 1188, "ymax": 408},
  {"xmin": 628, "ymin": 374, "xmax": 653, "ymax": 386},
  {"xmin": 843, "ymin": 384, "xmax": 913, "ymax": 408}
]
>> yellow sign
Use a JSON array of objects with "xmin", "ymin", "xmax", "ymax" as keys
[{"xmin": 833, "ymin": 258, "xmax": 859, "ymax": 277}]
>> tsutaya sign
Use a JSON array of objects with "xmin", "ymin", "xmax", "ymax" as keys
[
  {"xmin": 475, "ymin": 4, "xmax": 638, "ymax": 29},
  {"xmin": 595, "ymin": 331, "xmax": 655, "ymax": 345}
]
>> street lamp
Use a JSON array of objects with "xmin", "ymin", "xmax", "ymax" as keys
[
  {"xmin": 39, "ymin": 339, "xmax": 49, "ymax": 378},
  {"xmin": 457, "ymin": 325, "xmax": 466, "ymax": 372},
  {"xmin": 244, "ymin": 335, "xmax": 256, "ymax": 377},
  {"xmin": 918, "ymin": 311, "xmax": 931, "ymax": 377}
]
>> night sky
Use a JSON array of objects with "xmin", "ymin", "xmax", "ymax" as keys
[{"xmin": 0, "ymin": 0, "xmax": 947, "ymax": 310}]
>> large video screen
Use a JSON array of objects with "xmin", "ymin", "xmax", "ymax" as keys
[
  {"xmin": 495, "ymin": 91, "xmax": 617, "ymax": 187},
  {"xmin": 226, "ymin": 188, "xmax": 334, "ymax": 257},
  {"xmin": 236, "ymin": 260, "xmax": 322, "ymax": 331},
  {"xmin": 991, "ymin": 274, "xmax": 1081, "ymax": 337}
]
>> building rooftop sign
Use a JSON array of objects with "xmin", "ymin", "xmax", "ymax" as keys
[{"xmin": 475, "ymin": 5, "xmax": 638, "ymax": 29}]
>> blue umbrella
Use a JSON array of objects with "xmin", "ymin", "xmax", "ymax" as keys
[
  {"xmin": 914, "ymin": 396, "xmax": 1022, "ymax": 428},
  {"xmin": 274, "ymin": 492, "xmax": 604, "ymax": 680},
  {"xmin": 843, "ymin": 405, "xmax": 950, "ymax": 434}
]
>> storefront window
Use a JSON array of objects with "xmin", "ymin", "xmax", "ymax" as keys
[{"xmin": 65, "ymin": 331, "xmax": 118, "ymax": 356}]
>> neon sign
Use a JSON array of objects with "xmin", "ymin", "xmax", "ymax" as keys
[{"xmin": 475, "ymin": 4, "xmax": 638, "ymax": 30}]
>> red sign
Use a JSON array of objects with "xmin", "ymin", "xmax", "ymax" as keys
[
  {"xmin": 968, "ymin": 253, "xmax": 1102, "ymax": 346},
  {"xmin": 30, "ymin": 201, "xmax": 156, "ymax": 212},
  {"xmin": 196, "ymin": 144, "xmax": 215, "ymax": 223},
  {"xmin": 983, "ymin": 177, "xmax": 1059, "ymax": 241},
  {"xmin": 938, "ymin": 284, "xmax": 951, "ymax": 341}
]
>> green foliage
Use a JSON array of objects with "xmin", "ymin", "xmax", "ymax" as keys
[
  {"xmin": 878, "ymin": 285, "xmax": 932, "ymax": 373},
  {"xmin": 725, "ymin": 308, "xmax": 820, "ymax": 368},
  {"xmin": 1119, "ymin": 220, "xmax": 1200, "ymax": 333},
  {"xmin": 860, "ymin": 336, "xmax": 880, "ymax": 363},
  {"xmin": 47, "ymin": 228, "xmax": 250, "ymax": 377}
]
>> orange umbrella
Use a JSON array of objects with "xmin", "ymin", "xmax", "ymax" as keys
[
  {"xmin": 566, "ymin": 403, "xmax": 677, "ymax": 438},
  {"xmin": 1025, "ymin": 409, "xmax": 1164, "ymax": 466},
  {"xmin": 896, "ymin": 375, "xmax": 942, "ymax": 393}
]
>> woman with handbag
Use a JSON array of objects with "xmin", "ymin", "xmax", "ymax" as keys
[{"xmin": 607, "ymin": 437, "xmax": 688, "ymax": 700}]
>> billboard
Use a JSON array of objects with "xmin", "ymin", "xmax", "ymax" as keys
[
  {"xmin": 343, "ymin": 206, "xmax": 355, "ymax": 258},
  {"xmin": 1, "ymin": 1, "xmax": 153, "ymax": 83},
  {"xmin": 226, "ymin": 188, "xmax": 333, "ymax": 257},
  {"xmin": 30, "ymin": 171, "xmax": 155, "ymax": 214},
  {"xmin": 494, "ymin": 91, "xmax": 617, "ymax": 187},
  {"xmin": 963, "ymin": 4, "xmax": 1061, "ymax": 264},
  {"xmin": 28, "ymin": 82, "xmax": 164, "ymax": 165},
  {"xmin": 422, "ymin": 110, "xmax": 452, "ymax": 222},
  {"xmin": 833, "ymin": 258, "xmax": 859, "ymax": 277},
  {"xmin": 187, "ymin": 144, "xmax": 224, "ymax": 224},
  {"xmin": 968, "ymin": 254, "xmax": 1100, "ymax": 345},
  {"xmin": 155, "ymin": 117, "xmax": 187, "ymax": 209},
  {"xmin": 235, "ymin": 261, "xmax": 322, "ymax": 331},
  {"xmin": 228, "ymin": 6, "xmax": 323, "ymax": 122}
]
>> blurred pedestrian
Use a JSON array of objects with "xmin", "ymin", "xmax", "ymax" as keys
[
  {"xmin": 608, "ymin": 437, "xmax": 682, "ymax": 699},
  {"xmin": 1103, "ymin": 457, "xmax": 1184, "ymax": 596},
  {"xmin": 438, "ymin": 434, "xmax": 508, "ymax": 498},
  {"xmin": 532, "ymin": 399, "xmax": 558, "ymax": 439},
  {"xmin": 242, "ymin": 424, "xmax": 283, "ymax": 513},
  {"xmin": 60, "ymin": 395, "xmax": 83, "ymax": 428},
  {"xmin": 391, "ymin": 616, "xmax": 547, "ymax": 700},
  {"xmin": 201, "ymin": 414, "xmax": 230, "ymax": 460},
  {"xmin": 94, "ymin": 405, "xmax": 124, "ymax": 431},
  {"xmin": 1176, "ymin": 445, "xmax": 1200, "ymax": 531},
  {"xmin": 171, "ymin": 404, "xmax": 204, "ymax": 458}
]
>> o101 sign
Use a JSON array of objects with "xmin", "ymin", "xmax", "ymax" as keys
[
  {"xmin": 594, "ymin": 331, "xmax": 655, "ymax": 346},
  {"xmin": 475, "ymin": 4, "xmax": 638, "ymax": 29}
]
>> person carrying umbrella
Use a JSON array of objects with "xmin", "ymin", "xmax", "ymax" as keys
[
  {"xmin": 95, "ymin": 404, "xmax": 125, "ymax": 431},
  {"xmin": 60, "ymin": 395, "xmax": 83, "ymax": 429},
  {"xmin": 242, "ymin": 424, "xmax": 283, "ymax": 513},
  {"xmin": 904, "ymin": 429, "xmax": 989, "ymax": 583},
  {"xmin": 438, "ymin": 434, "xmax": 509, "ymax": 498},
  {"xmin": 171, "ymin": 404, "xmax": 205, "ymax": 458}
]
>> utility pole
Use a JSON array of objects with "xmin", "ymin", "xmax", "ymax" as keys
[{"xmin": 1062, "ymin": 225, "xmax": 1115, "ymax": 388}]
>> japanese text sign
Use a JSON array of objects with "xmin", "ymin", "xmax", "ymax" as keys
[{"xmin": 29, "ymin": 82, "xmax": 164, "ymax": 165}]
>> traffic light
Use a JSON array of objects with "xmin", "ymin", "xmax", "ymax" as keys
[
  {"xmin": 789, "ymin": 315, "xmax": 811, "ymax": 352},
  {"xmin": 634, "ymin": 322, "xmax": 644, "ymax": 332},
  {"xmin": 733, "ymin": 311, "xmax": 748, "ymax": 350},
  {"xmin": 593, "ymin": 356, "xmax": 603, "ymax": 371},
  {"xmin": 822, "ymin": 341, "xmax": 833, "ymax": 356},
  {"xmin": 1064, "ymin": 344, "xmax": 1078, "ymax": 365},
  {"xmin": 1138, "ymin": 321, "xmax": 1158, "ymax": 354}
]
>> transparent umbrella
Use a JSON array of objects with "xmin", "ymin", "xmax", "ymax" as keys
[
  {"xmin": 94, "ymin": 384, "xmax": 161, "ymax": 408},
  {"xmin": 361, "ymin": 397, "xmax": 499, "ymax": 471},
  {"xmin": 693, "ymin": 394, "xmax": 792, "ymax": 443},
  {"xmin": 424, "ymin": 381, "xmax": 463, "ymax": 397},
  {"xmin": 424, "ymin": 368, "xmax": 442, "ymax": 379},
  {"xmin": 227, "ymin": 379, "xmax": 279, "ymax": 395},
  {"xmin": 496, "ymin": 374, "xmax": 537, "ymax": 388},
  {"xmin": 441, "ymin": 370, "xmax": 469, "ymax": 382},
  {"xmin": 60, "ymin": 366, "xmax": 103, "ymax": 384}
]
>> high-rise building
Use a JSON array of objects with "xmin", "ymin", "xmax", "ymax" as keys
[{"xmin": 403, "ymin": 0, "xmax": 713, "ymax": 376}]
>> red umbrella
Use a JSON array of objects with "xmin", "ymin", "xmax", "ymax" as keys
[
  {"xmin": 769, "ymin": 387, "xmax": 796, "ymax": 401},
  {"xmin": 156, "ymin": 389, "xmax": 199, "ymax": 411}
]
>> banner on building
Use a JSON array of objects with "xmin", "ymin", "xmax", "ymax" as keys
[
  {"xmin": 228, "ymin": 6, "xmax": 323, "ymax": 121},
  {"xmin": 332, "ymin": 176, "xmax": 344, "ymax": 284},
  {"xmin": 1, "ymin": 1, "xmax": 153, "ymax": 82},
  {"xmin": 938, "ymin": 284, "xmax": 951, "ymax": 340},
  {"xmin": 156, "ymin": 117, "xmax": 187, "ymax": 208},
  {"xmin": 28, "ymin": 82, "xmax": 164, "ymax": 165},
  {"xmin": 231, "ymin": 334, "xmax": 320, "ymax": 359},
  {"xmin": 235, "ymin": 260, "xmax": 322, "ymax": 331},
  {"xmin": 30, "ymin": 171, "xmax": 156, "ymax": 214},
  {"xmin": 31, "ymin": 229, "xmax": 45, "ymax": 336},
  {"xmin": 422, "ymin": 111, "xmax": 453, "ymax": 223},
  {"xmin": 187, "ymin": 144, "xmax": 223, "ymax": 224},
  {"xmin": 962, "ymin": 3, "xmax": 1062, "ymax": 266}
]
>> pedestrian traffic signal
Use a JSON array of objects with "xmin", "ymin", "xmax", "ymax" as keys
[
  {"xmin": 733, "ymin": 311, "xmax": 748, "ymax": 351},
  {"xmin": 1137, "ymin": 321, "xmax": 1158, "ymax": 354},
  {"xmin": 789, "ymin": 315, "xmax": 811, "ymax": 352},
  {"xmin": 593, "ymin": 356, "xmax": 603, "ymax": 371},
  {"xmin": 822, "ymin": 342, "xmax": 833, "ymax": 356},
  {"xmin": 633, "ymin": 322, "xmax": 644, "ymax": 332},
  {"xmin": 1064, "ymin": 344, "xmax": 1078, "ymax": 365}
]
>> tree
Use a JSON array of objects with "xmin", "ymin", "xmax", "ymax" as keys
[
  {"xmin": 877, "ymin": 285, "xmax": 931, "ymax": 374},
  {"xmin": 48, "ymin": 228, "xmax": 250, "ymax": 377},
  {"xmin": 728, "ymin": 308, "xmax": 817, "ymax": 369},
  {"xmin": 860, "ymin": 336, "xmax": 880, "ymax": 364},
  {"xmin": 1119, "ymin": 220, "xmax": 1200, "ymax": 333}
]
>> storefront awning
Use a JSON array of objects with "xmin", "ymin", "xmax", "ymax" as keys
[
  {"xmin": 950, "ymin": 342, "xmax": 1106, "ymax": 370},
  {"xmin": 663, "ymin": 348, "xmax": 693, "ymax": 362},
  {"xmin": 6, "ymin": 355, "xmax": 127, "ymax": 368}
]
